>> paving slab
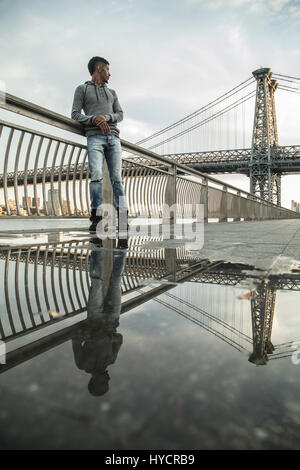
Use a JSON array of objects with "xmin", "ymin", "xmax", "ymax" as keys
[{"xmin": 199, "ymin": 220, "xmax": 300, "ymax": 273}]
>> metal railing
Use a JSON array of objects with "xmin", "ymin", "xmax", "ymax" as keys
[
  {"xmin": 1, "ymin": 241, "xmax": 300, "ymax": 373},
  {"xmin": 0, "ymin": 92, "xmax": 299, "ymax": 221}
]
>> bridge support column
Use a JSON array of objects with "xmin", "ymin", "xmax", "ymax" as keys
[
  {"xmin": 270, "ymin": 172, "xmax": 281, "ymax": 208},
  {"xmin": 249, "ymin": 280, "xmax": 276, "ymax": 365},
  {"xmin": 250, "ymin": 68, "xmax": 281, "ymax": 205}
]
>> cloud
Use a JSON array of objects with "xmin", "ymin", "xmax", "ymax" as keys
[
  {"xmin": 119, "ymin": 117, "xmax": 155, "ymax": 143},
  {"xmin": 190, "ymin": 0, "xmax": 293, "ymax": 11}
]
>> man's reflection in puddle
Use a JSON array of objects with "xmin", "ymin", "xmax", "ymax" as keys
[{"xmin": 72, "ymin": 240, "xmax": 126, "ymax": 396}]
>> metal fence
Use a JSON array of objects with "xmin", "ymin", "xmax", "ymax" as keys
[
  {"xmin": 1, "ymin": 241, "xmax": 300, "ymax": 372},
  {"xmin": 0, "ymin": 92, "xmax": 299, "ymax": 221}
]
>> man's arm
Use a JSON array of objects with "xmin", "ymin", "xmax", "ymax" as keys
[
  {"xmin": 71, "ymin": 85, "xmax": 94, "ymax": 125},
  {"xmin": 93, "ymin": 114, "xmax": 111, "ymax": 134}
]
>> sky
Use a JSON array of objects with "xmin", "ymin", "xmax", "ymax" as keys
[{"xmin": 0, "ymin": 0, "xmax": 299, "ymax": 208}]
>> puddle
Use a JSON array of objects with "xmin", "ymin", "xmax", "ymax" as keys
[{"xmin": 1, "ymin": 233, "xmax": 300, "ymax": 449}]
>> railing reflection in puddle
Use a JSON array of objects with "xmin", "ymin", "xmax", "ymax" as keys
[{"xmin": 0, "ymin": 238, "xmax": 300, "ymax": 385}]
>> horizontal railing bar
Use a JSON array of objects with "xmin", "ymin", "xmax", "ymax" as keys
[
  {"xmin": 1, "ymin": 93, "xmax": 85, "ymax": 136},
  {"xmin": 0, "ymin": 119, "xmax": 86, "ymax": 148}
]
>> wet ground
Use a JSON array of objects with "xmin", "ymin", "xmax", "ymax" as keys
[{"xmin": 1, "ymin": 220, "xmax": 300, "ymax": 450}]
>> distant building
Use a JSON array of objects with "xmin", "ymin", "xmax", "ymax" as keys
[
  {"xmin": 18, "ymin": 208, "xmax": 27, "ymax": 216},
  {"xmin": 22, "ymin": 196, "xmax": 41, "ymax": 214},
  {"xmin": 62, "ymin": 199, "xmax": 73, "ymax": 215},
  {"xmin": 22, "ymin": 196, "xmax": 32, "ymax": 208},
  {"xmin": 47, "ymin": 188, "xmax": 61, "ymax": 215},
  {"xmin": 0, "ymin": 205, "xmax": 6, "ymax": 216},
  {"xmin": 7, "ymin": 199, "xmax": 16, "ymax": 211},
  {"xmin": 291, "ymin": 200, "xmax": 300, "ymax": 213},
  {"xmin": 32, "ymin": 197, "xmax": 41, "ymax": 208}
]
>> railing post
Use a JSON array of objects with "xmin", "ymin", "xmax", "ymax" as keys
[
  {"xmin": 102, "ymin": 239, "xmax": 114, "ymax": 294},
  {"xmin": 219, "ymin": 186, "xmax": 228, "ymax": 222},
  {"xmin": 254, "ymin": 198, "xmax": 260, "ymax": 220},
  {"xmin": 165, "ymin": 248, "xmax": 177, "ymax": 283},
  {"xmin": 201, "ymin": 177, "xmax": 208, "ymax": 223},
  {"xmin": 163, "ymin": 164, "xmax": 177, "ymax": 225},
  {"xmin": 244, "ymin": 194, "xmax": 252, "ymax": 221},
  {"xmin": 233, "ymin": 191, "xmax": 241, "ymax": 221},
  {"xmin": 258, "ymin": 200, "xmax": 263, "ymax": 220}
]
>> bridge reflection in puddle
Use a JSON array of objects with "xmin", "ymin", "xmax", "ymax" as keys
[{"xmin": 0, "ymin": 233, "xmax": 300, "ymax": 449}]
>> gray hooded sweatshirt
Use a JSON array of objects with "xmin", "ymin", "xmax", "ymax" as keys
[{"xmin": 71, "ymin": 80, "xmax": 123, "ymax": 137}]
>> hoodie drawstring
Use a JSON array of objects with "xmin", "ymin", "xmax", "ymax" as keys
[
  {"xmin": 102, "ymin": 85, "xmax": 109, "ymax": 101},
  {"xmin": 85, "ymin": 81, "xmax": 109, "ymax": 102}
]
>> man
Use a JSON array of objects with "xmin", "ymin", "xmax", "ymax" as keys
[
  {"xmin": 72, "ymin": 244, "xmax": 125, "ymax": 396},
  {"xmin": 71, "ymin": 56, "xmax": 128, "ymax": 243}
]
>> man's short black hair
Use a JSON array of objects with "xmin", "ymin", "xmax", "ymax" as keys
[{"xmin": 88, "ymin": 56, "xmax": 109, "ymax": 75}]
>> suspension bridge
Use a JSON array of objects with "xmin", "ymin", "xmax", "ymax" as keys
[{"xmin": 132, "ymin": 68, "xmax": 300, "ymax": 205}]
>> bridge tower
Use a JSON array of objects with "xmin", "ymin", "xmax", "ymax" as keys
[
  {"xmin": 249, "ymin": 279, "xmax": 276, "ymax": 365},
  {"xmin": 250, "ymin": 68, "xmax": 281, "ymax": 205}
]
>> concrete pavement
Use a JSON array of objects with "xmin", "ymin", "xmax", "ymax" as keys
[
  {"xmin": 192, "ymin": 219, "xmax": 300, "ymax": 274},
  {"xmin": 141, "ymin": 219, "xmax": 300, "ymax": 274}
]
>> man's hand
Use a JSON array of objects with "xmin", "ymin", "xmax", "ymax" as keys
[{"xmin": 92, "ymin": 115, "xmax": 111, "ymax": 135}]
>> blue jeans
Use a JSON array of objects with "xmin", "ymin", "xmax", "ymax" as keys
[
  {"xmin": 87, "ymin": 134, "xmax": 127, "ymax": 212},
  {"xmin": 88, "ymin": 249, "xmax": 126, "ymax": 327}
]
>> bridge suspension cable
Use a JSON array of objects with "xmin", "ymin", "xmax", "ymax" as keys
[
  {"xmin": 130, "ymin": 77, "xmax": 256, "ymax": 156},
  {"xmin": 145, "ymin": 89, "xmax": 256, "ymax": 151},
  {"xmin": 129, "ymin": 70, "xmax": 300, "ymax": 158},
  {"xmin": 155, "ymin": 294, "xmax": 250, "ymax": 353},
  {"xmin": 277, "ymin": 85, "xmax": 300, "ymax": 95},
  {"xmin": 273, "ymin": 72, "xmax": 300, "ymax": 82},
  {"xmin": 164, "ymin": 291, "xmax": 252, "ymax": 344},
  {"xmin": 136, "ymin": 76, "xmax": 255, "ymax": 146},
  {"xmin": 273, "ymin": 72, "xmax": 300, "ymax": 95}
]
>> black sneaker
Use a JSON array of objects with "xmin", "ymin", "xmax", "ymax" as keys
[
  {"xmin": 117, "ymin": 238, "xmax": 128, "ymax": 249},
  {"xmin": 89, "ymin": 216, "xmax": 102, "ymax": 233},
  {"xmin": 90, "ymin": 237, "xmax": 102, "ymax": 247}
]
